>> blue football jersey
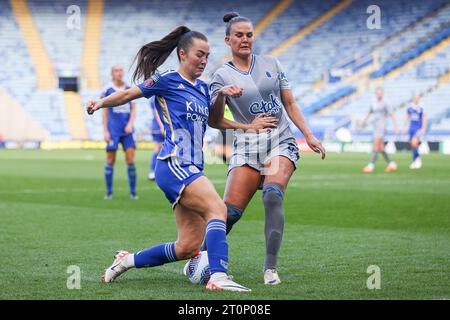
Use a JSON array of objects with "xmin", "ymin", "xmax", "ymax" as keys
[
  {"xmin": 138, "ymin": 70, "xmax": 211, "ymax": 169},
  {"xmin": 101, "ymin": 84, "xmax": 132, "ymax": 136},
  {"xmin": 407, "ymin": 105, "xmax": 424, "ymax": 132}
]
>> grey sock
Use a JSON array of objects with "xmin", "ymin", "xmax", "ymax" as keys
[
  {"xmin": 381, "ymin": 151, "xmax": 391, "ymax": 163},
  {"xmin": 371, "ymin": 151, "xmax": 378, "ymax": 164},
  {"xmin": 262, "ymin": 183, "xmax": 285, "ymax": 271}
]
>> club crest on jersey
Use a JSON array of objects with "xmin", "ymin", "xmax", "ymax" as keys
[
  {"xmin": 143, "ymin": 73, "xmax": 160, "ymax": 88},
  {"xmin": 249, "ymin": 94, "xmax": 282, "ymax": 116}
]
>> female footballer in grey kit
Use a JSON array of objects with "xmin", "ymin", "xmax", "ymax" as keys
[{"xmin": 206, "ymin": 12, "xmax": 326, "ymax": 285}]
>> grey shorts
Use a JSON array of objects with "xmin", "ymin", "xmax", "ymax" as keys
[
  {"xmin": 372, "ymin": 124, "xmax": 386, "ymax": 140},
  {"xmin": 228, "ymin": 135, "xmax": 300, "ymax": 175}
]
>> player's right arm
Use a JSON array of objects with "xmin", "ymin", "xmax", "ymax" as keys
[{"xmin": 87, "ymin": 86, "xmax": 144, "ymax": 115}]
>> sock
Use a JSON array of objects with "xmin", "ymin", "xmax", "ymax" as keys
[
  {"xmin": 150, "ymin": 152, "xmax": 157, "ymax": 173},
  {"xmin": 200, "ymin": 204, "xmax": 243, "ymax": 251},
  {"xmin": 381, "ymin": 151, "xmax": 391, "ymax": 163},
  {"xmin": 105, "ymin": 164, "xmax": 114, "ymax": 195},
  {"xmin": 412, "ymin": 148, "xmax": 419, "ymax": 161},
  {"xmin": 205, "ymin": 219, "xmax": 228, "ymax": 274},
  {"xmin": 225, "ymin": 203, "xmax": 244, "ymax": 234},
  {"xmin": 262, "ymin": 183, "xmax": 285, "ymax": 271},
  {"xmin": 133, "ymin": 242, "xmax": 178, "ymax": 268},
  {"xmin": 370, "ymin": 151, "xmax": 378, "ymax": 164},
  {"xmin": 127, "ymin": 164, "xmax": 136, "ymax": 194}
]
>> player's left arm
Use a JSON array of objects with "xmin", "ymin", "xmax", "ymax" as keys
[
  {"xmin": 280, "ymin": 88, "xmax": 326, "ymax": 159},
  {"xmin": 125, "ymin": 102, "xmax": 137, "ymax": 134}
]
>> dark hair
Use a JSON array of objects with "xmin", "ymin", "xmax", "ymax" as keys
[
  {"xmin": 132, "ymin": 26, "xmax": 208, "ymax": 82},
  {"xmin": 223, "ymin": 12, "xmax": 251, "ymax": 36}
]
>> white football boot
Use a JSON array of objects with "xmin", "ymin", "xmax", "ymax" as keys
[
  {"xmin": 206, "ymin": 273, "xmax": 251, "ymax": 292},
  {"xmin": 102, "ymin": 250, "xmax": 132, "ymax": 283},
  {"xmin": 264, "ymin": 269, "xmax": 281, "ymax": 285},
  {"xmin": 384, "ymin": 161, "xmax": 397, "ymax": 173},
  {"xmin": 363, "ymin": 163, "xmax": 374, "ymax": 173},
  {"xmin": 415, "ymin": 157, "xmax": 422, "ymax": 169}
]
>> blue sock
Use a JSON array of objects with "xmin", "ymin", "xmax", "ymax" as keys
[
  {"xmin": 105, "ymin": 164, "xmax": 114, "ymax": 195},
  {"xmin": 127, "ymin": 164, "xmax": 136, "ymax": 194},
  {"xmin": 205, "ymin": 219, "xmax": 228, "ymax": 274},
  {"xmin": 150, "ymin": 153, "xmax": 157, "ymax": 173},
  {"xmin": 412, "ymin": 148, "xmax": 419, "ymax": 161},
  {"xmin": 134, "ymin": 242, "xmax": 178, "ymax": 268}
]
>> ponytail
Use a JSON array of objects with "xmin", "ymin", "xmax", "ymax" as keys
[{"xmin": 132, "ymin": 26, "xmax": 191, "ymax": 82}]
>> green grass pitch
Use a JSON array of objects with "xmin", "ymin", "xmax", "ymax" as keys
[{"xmin": 0, "ymin": 149, "xmax": 449, "ymax": 300}]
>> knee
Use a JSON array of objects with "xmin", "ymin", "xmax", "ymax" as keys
[
  {"xmin": 207, "ymin": 200, "xmax": 227, "ymax": 221},
  {"xmin": 175, "ymin": 241, "xmax": 200, "ymax": 260},
  {"xmin": 262, "ymin": 183, "xmax": 284, "ymax": 206},
  {"xmin": 226, "ymin": 203, "xmax": 244, "ymax": 223},
  {"xmin": 126, "ymin": 157, "xmax": 135, "ymax": 166}
]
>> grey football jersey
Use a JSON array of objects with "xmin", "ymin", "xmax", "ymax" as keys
[
  {"xmin": 210, "ymin": 54, "xmax": 294, "ymax": 143},
  {"xmin": 369, "ymin": 99, "xmax": 392, "ymax": 128}
]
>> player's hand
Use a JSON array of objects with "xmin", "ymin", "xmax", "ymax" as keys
[
  {"xmin": 125, "ymin": 124, "xmax": 133, "ymax": 134},
  {"xmin": 247, "ymin": 113, "xmax": 278, "ymax": 132},
  {"xmin": 104, "ymin": 131, "xmax": 111, "ymax": 143},
  {"xmin": 306, "ymin": 135, "xmax": 326, "ymax": 160},
  {"xmin": 87, "ymin": 99, "xmax": 104, "ymax": 115},
  {"xmin": 219, "ymin": 85, "xmax": 243, "ymax": 98}
]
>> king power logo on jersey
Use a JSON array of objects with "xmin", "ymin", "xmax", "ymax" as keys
[
  {"xmin": 186, "ymin": 100, "xmax": 209, "ymax": 123},
  {"xmin": 249, "ymin": 94, "xmax": 282, "ymax": 116}
]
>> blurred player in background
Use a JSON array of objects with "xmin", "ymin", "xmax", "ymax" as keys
[
  {"xmin": 206, "ymin": 12, "xmax": 326, "ymax": 285},
  {"xmin": 361, "ymin": 87, "xmax": 398, "ymax": 173},
  {"xmin": 404, "ymin": 93, "xmax": 427, "ymax": 169},
  {"xmin": 87, "ymin": 26, "xmax": 273, "ymax": 292},
  {"xmin": 102, "ymin": 65, "xmax": 138, "ymax": 200},
  {"xmin": 148, "ymin": 95, "xmax": 164, "ymax": 180}
]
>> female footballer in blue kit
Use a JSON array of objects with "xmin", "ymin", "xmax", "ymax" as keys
[
  {"xmin": 102, "ymin": 65, "xmax": 138, "ymax": 200},
  {"xmin": 87, "ymin": 26, "xmax": 274, "ymax": 292},
  {"xmin": 148, "ymin": 95, "xmax": 165, "ymax": 181},
  {"xmin": 404, "ymin": 93, "xmax": 427, "ymax": 169},
  {"xmin": 204, "ymin": 13, "xmax": 326, "ymax": 285}
]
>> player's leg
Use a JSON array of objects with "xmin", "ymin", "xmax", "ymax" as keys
[
  {"xmin": 102, "ymin": 204, "xmax": 203, "ymax": 283},
  {"xmin": 363, "ymin": 139, "xmax": 378, "ymax": 173},
  {"xmin": 410, "ymin": 135, "xmax": 421, "ymax": 169},
  {"xmin": 223, "ymin": 165, "xmax": 261, "ymax": 233},
  {"xmin": 199, "ymin": 165, "xmax": 260, "ymax": 252},
  {"xmin": 105, "ymin": 138, "xmax": 118, "ymax": 198},
  {"xmin": 123, "ymin": 135, "xmax": 138, "ymax": 199},
  {"xmin": 261, "ymin": 155, "xmax": 295, "ymax": 285},
  {"xmin": 132, "ymin": 204, "xmax": 205, "ymax": 267},
  {"xmin": 177, "ymin": 175, "xmax": 251, "ymax": 291},
  {"xmin": 378, "ymin": 137, "xmax": 397, "ymax": 172}
]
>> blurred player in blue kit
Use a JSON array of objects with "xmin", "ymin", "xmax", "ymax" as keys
[
  {"xmin": 404, "ymin": 93, "xmax": 427, "ymax": 169},
  {"xmin": 102, "ymin": 65, "xmax": 138, "ymax": 200}
]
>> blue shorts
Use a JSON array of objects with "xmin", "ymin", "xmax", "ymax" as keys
[
  {"xmin": 155, "ymin": 157, "xmax": 204, "ymax": 208},
  {"xmin": 409, "ymin": 129, "xmax": 421, "ymax": 141},
  {"xmin": 152, "ymin": 131, "xmax": 164, "ymax": 144},
  {"xmin": 106, "ymin": 134, "xmax": 136, "ymax": 151}
]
